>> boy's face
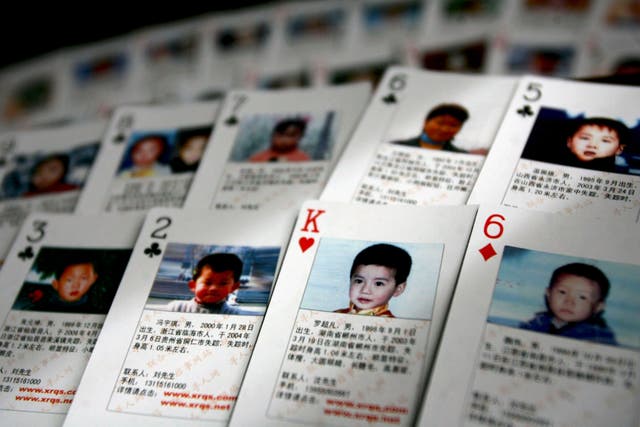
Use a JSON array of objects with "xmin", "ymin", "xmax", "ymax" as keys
[
  {"xmin": 180, "ymin": 136, "xmax": 207, "ymax": 165},
  {"xmin": 546, "ymin": 273, "xmax": 604, "ymax": 323},
  {"xmin": 423, "ymin": 114, "xmax": 463, "ymax": 143},
  {"xmin": 349, "ymin": 264, "xmax": 406, "ymax": 310},
  {"xmin": 32, "ymin": 158, "xmax": 65, "ymax": 190},
  {"xmin": 271, "ymin": 125, "xmax": 303, "ymax": 153},
  {"xmin": 567, "ymin": 124, "xmax": 623, "ymax": 162},
  {"xmin": 132, "ymin": 138, "xmax": 164, "ymax": 167},
  {"xmin": 52, "ymin": 263, "xmax": 98, "ymax": 302},
  {"xmin": 189, "ymin": 266, "xmax": 239, "ymax": 305}
]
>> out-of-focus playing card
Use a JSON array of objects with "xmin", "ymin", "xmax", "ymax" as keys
[
  {"xmin": 0, "ymin": 120, "xmax": 106, "ymax": 265},
  {"xmin": 418, "ymin": 204, "xmax": 640, "ymax": 426},
  {"xmin": 322, "ymin": 66, "xmax": 516, "ymax": 205},
  {"xmin": 0, "ymin": 211, "xmax": 143, "ymax": 426},
  {"xmin": 468, "ymin": 75, "xmax": 640, "ymax": 223},
  {"xmin": 64, "ymin": 207, "xmax": 295, "ymax": 426},
  {"xmin": 184, "ymin": 83, "xmax": 370, "ymax": 213},
  {"xmin": 230, "ymin": 201, "xmax": 477, "ymax": 426},
  {"xmin": 75, "ymin": 101, "xmax": 220, "ymax": 213}
]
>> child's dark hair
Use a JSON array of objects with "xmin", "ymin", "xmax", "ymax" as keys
[
  {"xmin": 193, "ymin": 253, "xmax": 243, "ymax": 282},
  {"xmin": 568, "ymin": 117, "xmax": 630, "ymax": 148},
  {"xmin": 350, "ymin": 243, "xmax": 412, "ymax": 285},
  {"xmin": 425, "ymin": 104, "xmax": 469, "ymax": 123},
  {"xmin": 273, "ymin": 118, "xmax": 307, "ymax": 136},
  {"xmin": 52, "ymin": 249, "xmax": 97, "ymax": 279},
  {"xmin": 549, "ymin": 262, "xmax": 610, "ymax": 301},
  {"xmin": 131, "ymin": 134, "xmax": 168, "ymax": 155},
  {"xmin": 176, "ymin": 126, "xmax": 212, "ymax": 149}
]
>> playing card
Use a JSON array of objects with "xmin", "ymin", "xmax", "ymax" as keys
[
  {"xmin": 0, "ymin": 54, "xmax": 68, "ymax": 131},
  {"xmin": 275, "ymin": 1, "xmax": 353, "ymax": 62},
  {"xmin": 421, "ymin": 0, "xmax": 506, "ymax": 46},
  {"xmin": 230, "ymin": 201, "xmax": 477, "ymax": 427},
  {"xmin": 74, "ymin": 101, "xmax": 220, "ymax": 213},
  {"xmin": 0, "ymin": 119, "xmax": 106, "ymax": 265},
  {"xmin": 204, "ymin": 5, "xmax": 278, "ymax": 89},
  {"xmin": 355, "ymin": 0, "xmax": 426, "ymax": 49},
  {"xmin": 312, "ymin": 41, "xmax": 399, "ymax": 89},
  {"xmin": 60, "ymin": 36, "xmax": 148, "ymax": 121},
  {"xmin": 404, "ymin": 34, "xmax": 493, "ymax": 74},
  {"xmin": 184, "ymin": 83, "xmax": 370, "ymax": 213},
  {"xmin": 133, "ymin": 18, "xmax": 209, "ymax": 104},
  {"xmin": 0, "ymin": 211, "xmax": 143, "ymax": 426},
  {"xmin": 418, "ymin": 204, "xmax": 640, "ymax": 426},
  {"xmin": 63, "ymin": 206, "xmax": 296, "ymax": 426},
  {"xmin": 321, "ymin": 67, "xmax": 516, "ymax": 206},
  {"xmin": 468, "ymin": 75, "xmax": 640, "ymax": 223}
]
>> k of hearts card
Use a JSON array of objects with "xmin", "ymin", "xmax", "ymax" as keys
[
  {"xmin": 419, "ymin": 204, "xmax": 640, "ymax": 427},
  {"xmin": 468, "ymin": 75, "xmax": 640, "ymax": 223},
  {"xmin": 230, "ymin": 200, "xmax": 477, "ymax": 427},
  {"xmin": 0, "ymin": 211, "xmax": 143, "ymax": 426},
  {"xmin": 184, "ymin": 83, "xmax": 370, "ymax": 214},
  {"xmin": 74, "ymin": 101, "xmax": 220, "ymax": 214},
  {"xmin": 64, "ymin": 206, "xmax": 295, "ymax": 427},
  {"xmin": 321, "ymin": 67, "xmax": 516, "ymax": 206}
]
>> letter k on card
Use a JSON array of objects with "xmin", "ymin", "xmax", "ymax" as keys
[{"xmin": 298, "ymin": 208, "xmax": 325, "ymax": 253}]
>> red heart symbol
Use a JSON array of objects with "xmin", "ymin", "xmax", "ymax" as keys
[{"xmin": 299, "ymin": 237, "xmax": 314, "ymax": 253}]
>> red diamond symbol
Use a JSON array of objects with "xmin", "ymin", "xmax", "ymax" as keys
[{"xmin": 479, "ymin": 243, "xmax": 497, "ymax": 261}]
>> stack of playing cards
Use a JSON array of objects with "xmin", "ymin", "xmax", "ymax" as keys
[{"xmin": 0, "ymin": 1, "xmax": 637, "ymax": 425}]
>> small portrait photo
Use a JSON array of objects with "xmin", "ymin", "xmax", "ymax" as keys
[
  {"xmin": 506, "ymin": 45, "xmax": 575, "ymax": 77},
  {"xmin": 0, "ymin": 142, "xmax": 100, "ymax": 201},
  {"xmin": 2, "ymin": 75, "xmax": 54, "ymax": 121},
  {"xmin": 229, "ymin": 111, "xmax": 338, "ymax": 163},
  {"xmin": 329, "ymin": 61, "xmax": 391, "ymax": 89},
  {"xmin": 389, "ymin": 102, "xmax": 493, "ymax": 155},
  {"xmin": 420, "ymin": 40, "xmax": 488, "ymax": 73},
  {"xmin": 362, "ymin": 0, "xmax": 423, "ymax": 34},
  {"xmin": 286, "ymin": 8, "xmax": 346, "ymax": 45},
  {"xmin": 145, "ymin": 33, "xmax": 199, "ymax": 66},
  {"xmin": 169, "ymin": 125, "xmax": 213, "ymax": 173},
  {"xmin": 145, "ymin": 242, "xmax": 280, "ymax": 316},
  {"xmin": 73, "ymin": 51, "xmax": 129, "ymax": 87},
  {"xmin": 257, "ymin": 70, "xmax": 312, "ymax": 90},
  {"xmin": 520, "ymin": 107, "xmax": 640, "ymax": 176},
  {"xmin": 300, "ymin": 238, "xmax": 443, "ymax": 320},
  {"xmin": 11, "ymin": 246, "xmax": 132, "ymax": 315},
  {"xmin": 216, "ymin": 21, "xmax": 271, "ymax": 54},
  {"xmin": 487, "ymin": 246, "xmax": 640, "ymax": 349},
  {"xmin": 116, "ymin": 130, "xmax": 175, "ymax": 178},
  {"xmin": 442, "ymin": 0, "xmax": 502, "ymax": 21}
]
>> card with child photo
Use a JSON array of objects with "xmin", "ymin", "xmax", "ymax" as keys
[
  {"xmin": 418, "ymin": 205, "xmax": 640, "ymax": 427},
  {"xmin": 321, "ymin": 67, "xmax": 516, "ymax": 206},
  {"xmin": 64, "ymin": 206, "xmax": 296, "ymax": 426},
  {"xmin": 468, "ymin": 75, "xmax": 640, "ymax": 223},
  {"xmin": 0, "ymin": 211, "xmax": 142, "ymax": 426},
  {"xmin": 184, "ymin": 83, "xmax": 370, "ymax": 213},
  {"xmin": 230, "ymin": 200, "xmax": 477, "ymax": 427},
  {"xmin": 0, "ymin": 119, "xmax": 106, "ymax": 265},
  {"xmin": 75, "ymin": 101, "xmax": 220, "ymax": 214}
]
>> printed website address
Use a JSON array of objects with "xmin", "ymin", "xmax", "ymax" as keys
[{"xmin": 159, "ymin": 391, "xmax": 236, "ymax": 412}]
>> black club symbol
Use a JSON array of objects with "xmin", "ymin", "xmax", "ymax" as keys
[
  {"xmin": 18, "ymin": 246, "xmax": 34, "ymax": 261},
  {"xmin": 225, "ymin": 116, "xmax": 238, "ymax": 126},
  {"xmin": 382, "ymin": 93, "xmax": 397, "ymax": 104},
  {"xmin": 144, "ymin": 242, "xmax": 162, "ymax": 258},
  {"xmin": 517, "ymin": 105, "xmax": 534, "ymax": 118}
]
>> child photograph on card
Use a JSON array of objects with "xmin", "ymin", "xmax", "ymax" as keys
[
  {"xmin": 0, "ymin": 142, "xmax": 99, "ymax": 201},
  {"xmin": 115, "ymin": 125, "xmax": 212, "ymax": 179},
  {"xmin": 229, "ymin": 112, "xmax": 337, "ymax": 163},
  {"xmin": 300, "ymin": 238, "xmax": 443, "ymax": 320},
  {"xmin": 10, "ymin": 246, "xmax": 132, "ymax": 315},
  {"xmin": 144, "ymin": 242, "xmax": 280, "ymax": 316},
  {"xmin": 520, "ymin": 107, "xmax": 640, "ymax": 176},
  {"xmin": 487, "ymin": 246, "xmax": 640, "ymax": 350}
]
